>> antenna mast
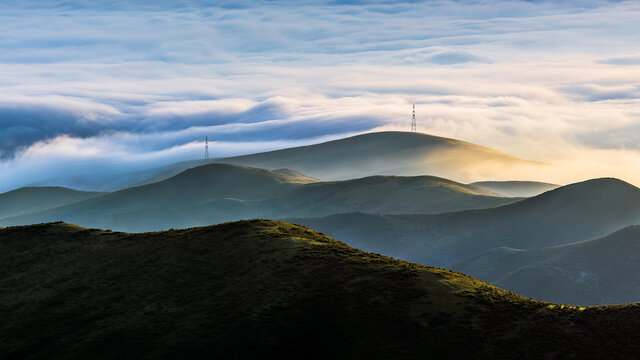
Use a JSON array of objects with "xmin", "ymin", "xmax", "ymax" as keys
[
  {"xmin": 411, "ymin": 104, "xmax": 416, "ymax": 133},
  {"xmin": 204, "ymin": 136, "xmax": 209, "ymax": 160}
]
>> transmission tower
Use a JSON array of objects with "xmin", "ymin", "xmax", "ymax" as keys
[
  {"xmin": 204, "ymin": 136, "xmax": 209, "ymax": 160},
  {"xmin": 411, "ymin": 104, "xmax": 417, "ymax": 133}
]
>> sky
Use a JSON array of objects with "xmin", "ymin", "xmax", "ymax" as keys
[{"xmin": 1, "ymin": 0, "xmax": 640, "ymax": 191}]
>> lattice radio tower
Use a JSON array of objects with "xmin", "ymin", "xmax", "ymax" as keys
[
  {"xmin": 204, "ymin": 136, "xmax": 209, "ymax": 160},
  {"xmin": 411, "ymin": 104, "xmax": 417, "ymax": 133}
]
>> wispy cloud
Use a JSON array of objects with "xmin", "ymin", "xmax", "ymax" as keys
[{"xmin": 1, "ymin": 0, "xmax": 640, "ymax": 191}]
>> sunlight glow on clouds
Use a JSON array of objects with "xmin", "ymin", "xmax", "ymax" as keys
[{"xmin": 1, "ymin": 0, "xmax": 640, "ymax": 191}]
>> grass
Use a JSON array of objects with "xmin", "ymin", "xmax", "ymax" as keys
[{"xmin": 1, "ymin": 220, "xmax": 640, "ymax": 359}]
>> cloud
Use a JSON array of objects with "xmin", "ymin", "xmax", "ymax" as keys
[
  {"xmin": 599, "ymin": 55, "xmax": 640, "ymax": 65},
  {"xmin": 1, "ymin": 0, "xmax": 640, "ymax": 191},
  {"xmin": 427, "ymin": 50, "xmax": 492, "ymax": 65},
  {"xmin": 562, "ymin": 84, "xmax": 640, "ymax": 101},
  {"xmin": 0, "ymin": 98, "xmax": 123, "ymax": 158}
]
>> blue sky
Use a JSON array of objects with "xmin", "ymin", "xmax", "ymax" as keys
[{"xmin": 1, "ymin": 0, "xmax": 639, "ymax": 190}]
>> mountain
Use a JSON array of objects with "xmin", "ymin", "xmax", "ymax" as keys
[
  {"xmin": 0, "ymin": 164, "xmax": 519, "ymax": 232},
  {"xmin": 470, "ymin": 181, "xmax": 560, "ymax": 197},
  {"xmin": 23, "ymin": 131, "xmax": 544, "ymax": 192},
  {"xmin": 257, "ymin": 175, "xmax": 518, "ymax": 218},
  {"xmin": 0, "ymin": 186, "xmax": 105, "ymax": 218},
  {"xmin": 0, "ymin": 164, "xmax": 311, "ymax": 231},
  {"xmin": 123, "ymin": 161, "xmax": 318, "ymax": 190},
  {"xmin": 289, "ymin": 178, "xmax": 640, "ymax": 266},
  {"xmin": 216, "ymin": 131, "xmax": 544, "ymax": 181},
  {"xmin": 449, "ymin": 226, "xmax": 640, "ymax": 305},
  {"xmin": 2, "ymin": 220, "xmax": 640, "ymax": 359}
]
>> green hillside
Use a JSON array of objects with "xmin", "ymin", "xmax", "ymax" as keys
[
  {"xmin": 450, "ymin": 226, "xmax": 640, "ymax": 305},
  {"xmin": 2, "ymin": 220, "xmax": 640, "ymax": 359},
  {"xmin": 0, "ymin": 187, "xmax": 105, "ymax": 218},
  {"xmin": 289, "ymin": 178, "xmax": 640, "ymax": 266}
]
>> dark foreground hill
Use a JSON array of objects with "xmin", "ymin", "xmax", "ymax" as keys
[
  {"xmin": 450, "ymin": 226, "xmax": 640, "ymax": 306},
  {"xmin": 2, "ymin": 220, "xmax": 640, "ymax": 359},
  {"xmin": 290, "ymin": 178, "xmax": 640, "ymax": 266},
  {"xmin": 0, "ymin": 186, "xmax": 105, "ymax": 218},
  {"xmin": 0, "ymin": 164, "xmax": 518, "ymax": 232}
]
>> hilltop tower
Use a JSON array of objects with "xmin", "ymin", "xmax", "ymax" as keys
[
  {"xmin": 411, "ymin": 104, "xmax": 416, "ymax": 133},
  {"xmin": 204, "ymin": 136, "xmax": 209, "ymax": 160}
]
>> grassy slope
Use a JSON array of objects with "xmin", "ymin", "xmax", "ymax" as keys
[
  {"xmin": 0, "ymin": 187, "xmax": 105, "ymax": 218},
  {"xmin": 289, "ymin": 178, "xmax": 640, "ymax": 266},
  {"xmin": 450, "ymin": 225, "xmax": 640, "ymax": 305},
  {"xmin": 2, "ymin": 220, "xmax": 640, "ymax": 359},
  {"xmin": 470, "ymin": 181, "xmax": 559, "ymax": 197}
]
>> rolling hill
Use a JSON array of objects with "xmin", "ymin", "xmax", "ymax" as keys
[
  {"xmin": 289, "ymin": 178, "xmax": 640, "ymax": 266},
  {"xmin": 216, "ymin": 131, "xmax": 545, "ymax": 182},
  {"xmin": 470, "ymin": 181, "xmax": 559, "ymax": 197},
  {"xmin": 24, "ymin": 131, "xmax": 545, "ymax": 192},
  {"xmin": 0, "ymin": 164, "xmax": 311, "ymax": 231},
  {"xmin": 2, "ymin": 220, "xmax": 640, "ymax": 359},
  {"xmin": 0, "ymin": 164, "xmax": 519, "ymax": 232},
  {"xmin": 449, "ymin": 225, "xmax": 640, "ymax": 306},
  {"xmin": 0, "ymin": 187, "xmax": 105, "ymax": 218},
  {"xmin": 257, "ymin": 175, "xmax": 518, "ymax": 218}
]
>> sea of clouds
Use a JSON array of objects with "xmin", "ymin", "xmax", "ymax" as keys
[{"xmin": 1, "ymin": 0, "xmax": 639, "ymax": 191}]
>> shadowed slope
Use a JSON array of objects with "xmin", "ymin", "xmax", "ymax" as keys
[
  {"xmin": 0, "ymin": 164, "xmax": 310, "ymax": 231},
  {"xmin": 0, "ymin": 164, "xmax": 519, "ymax": 232},
  {"xmin": 290, "ymin": 178, "xmax": 640, "ymax": 266},
  {"xmin": 216, "ymin": 131, "xmax": 544, "ymax": 181},
  {"xmin": 450, "ymin": 226, "xmax": 640, "ymax": 305},
  {"xmin": 258, "ymin": 175, "xmax": 518, "ymax": 217},
  {"xmin": 470, "ymin": 181, "xmax": 559, "ymax": 197},
  {"xmin": 0, "ymin": 187, "xmax": 105, "ymax": 218},
  {"xmin": 2, "ymin": 220, "xmax": 640, "ymax": 359}
]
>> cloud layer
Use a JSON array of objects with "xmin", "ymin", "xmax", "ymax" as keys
[{"xmin": 1, "ymin": 0, "xmax": 640, "ymax": 191}]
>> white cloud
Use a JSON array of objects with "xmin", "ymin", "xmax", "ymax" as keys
[{"xmin": 1, "ymin": 0, "xmax": 640, "ymax": 191}]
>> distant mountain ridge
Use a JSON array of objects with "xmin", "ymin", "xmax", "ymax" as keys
[
  {"xmin": 26, "ymin": 131, "xmax": 544, "ymax": 191},
  {"xmin": 0, "ymin": 187, "xmax": 105, "ymax": 218},
  {"xmin": 289, "ymin": 178, "xmax": 640, "ymax": 266},
  {"xmin": 3, "ymin": 220, "xmax": 640, "ymax": 359},
  {"xmin": 216, "ymin": 131, "xmax": 545, "ymax": 181},
  {"xmin": 450, "ymin": 225, "xmax": 640, "ymax": 305},
  {"xmin": 0, "ymin": 163, "xmax": 519, "ymax": 232}
]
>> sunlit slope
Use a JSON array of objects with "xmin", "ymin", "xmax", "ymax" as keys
[
  {"xmin": 470, "ymin": 181, "xmax": 559, "ymax": 197},
  {"xmin": 217, "ymin": 131, "xmax": 544, "ymax": 181},
  {"xmin": 450, "ymin": 226, "xmax": 640, "ymax": 305},
  {"xmin": 0, "ymin": 164, "xmax": 519, "ymax": 232},
  {"xmin": 2, "ymin": 220, "xmax": 640, "ymax": 359},
  {"xmin": 0, "ymin": 186, "xmax": 105, "ymax": 218},
  {"xmin": 289, "ymin": 178, "xmax": 640, "ymax": 266}
]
